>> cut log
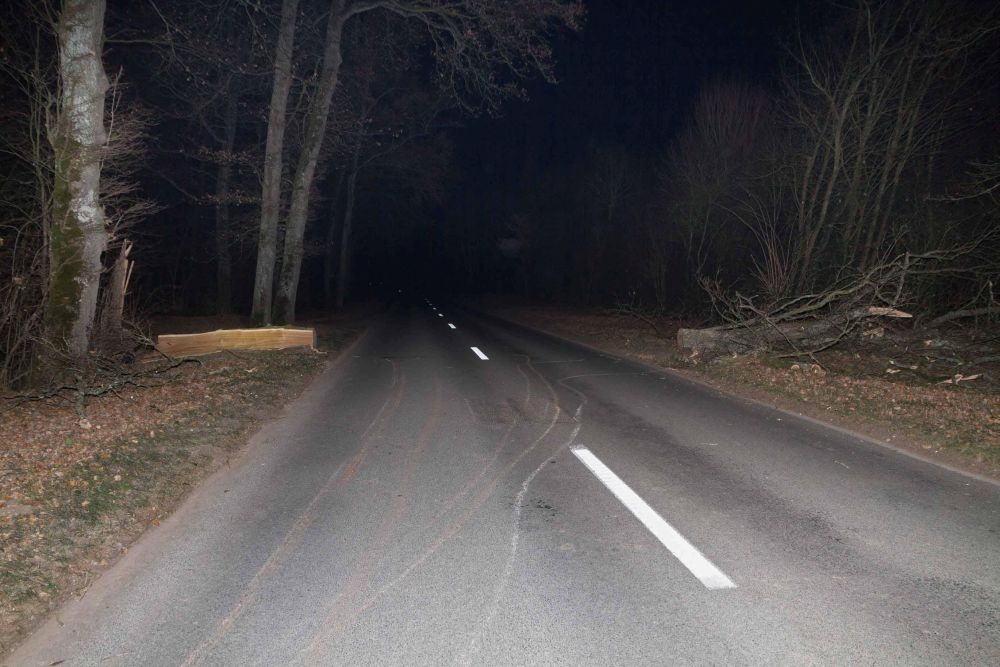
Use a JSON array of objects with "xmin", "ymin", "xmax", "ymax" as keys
[{"xmin": 155, "ymin": 327, "xmax": 316, "ymax": 357}]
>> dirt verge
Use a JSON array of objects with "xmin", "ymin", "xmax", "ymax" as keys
[
  {"xmin": 0, "ymin": 310, "xmax": 370, "ymax": 654},
  {"xmin": 481, "ymin": 299, "xmax": 1000, "ymax": 482}
]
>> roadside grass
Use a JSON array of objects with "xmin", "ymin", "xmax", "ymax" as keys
[{"xmin": 1, "ymin": 317, "xmax": 365, "ymax": 655}]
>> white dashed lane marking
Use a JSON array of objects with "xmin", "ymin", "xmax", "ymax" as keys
[{"xmin": 570, "ymin": 445, "xmax": 736, "ymax": 590}]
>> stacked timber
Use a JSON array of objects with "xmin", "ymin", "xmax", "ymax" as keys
[{"xmin": 155, "ymin": 327, "xmax": 316, "ymax": 357}]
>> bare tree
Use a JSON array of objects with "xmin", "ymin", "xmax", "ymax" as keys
[
  {"xmin": 781, "ymin": 0, "xmax": 996, "ymax": 291},
  {"xmin": 211, "ymin": 92, "xmax": 240, "ymax": 312},
  {"xmin": 116, "ymin": 1, "xmax": 274, "ymax": 315},
  {"xmin": 272, "ymin": 0, "xmax": 349, "ymax": 323},
  {"xmin": 652, "ymin": 80, "xmax": 771, "ymax": 295},
  {"xmin": 0, "ymin": 2, "xmax": 57, "ymax": 386},
  {"xmin": 42, "ymin": 0, "xmax": 110, "ymax": 358},
  {"xmin": 252, "ymin": 0, "xmax": 301, "ymax": 325},
  {"xmin": 318, "ymin": 20, "xmax": 455, "ymax": 308},
  {"xmin": 579, "ymin": 144, "xmax": 631, "ymax": 301},
  {"xmin": 2, "ymin": 2, "xmax": 156, "ymax": 383},
  {"xmin": 255, "ymin": 0, "xmax": 582, "ymax": 324},
  {"xmin": 663, "ymin": 0, "xmax": 998, "ymax": 341}
]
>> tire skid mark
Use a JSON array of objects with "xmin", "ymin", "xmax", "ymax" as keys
[
  {"xmin": 339, "ymin": 366, "xmax": 407, "ymax": 483},
  {"xmin": 457, "ymin": 362, "xmax": 590, "ymax": 664},
  {"xmin": 429, "ymin": 362, "xmax": 539, "ymax": 532},
  {"xmin": 422, "ymin": 361, "xmax": 534, "ymax": 534},
  {"xmin": 521, "ymin": 357, "xmax": 533, "ymax": 408},
  {"xmin": 302, "ymin": 381, "xmax": 443, "ymax": 660},
  {"xmin": 446, "ymin": 363, "xmax": 534, "ymax": 521},
  {"xmin": 180, "ymin": 360, "xmax": 403, "ymax": 667},
  {"xmin": 306, "ymin": 358, "xmax": 572, "ymax": 661}
]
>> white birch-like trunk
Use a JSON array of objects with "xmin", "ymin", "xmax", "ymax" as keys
[{"xmin": 45, "ymin": 0, "xmax": 109, "ymax": 357}]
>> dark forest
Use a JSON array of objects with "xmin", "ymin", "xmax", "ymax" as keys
[{"xmin": 2, "ymin": 0, "xmax": 999, "ymax": 384}]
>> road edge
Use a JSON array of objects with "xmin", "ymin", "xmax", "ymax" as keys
[
  {"xmin": 4, "ymin": 323, "xmax": 375, "ymax": 662},
  {"xmin": 467, "ymin": 305, "xmax": 1000, "ymax": 489}
]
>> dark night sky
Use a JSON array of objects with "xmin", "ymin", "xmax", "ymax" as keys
[{"xmin": 450, "ymin": 0, "xmax": 803, "ymax": 204}]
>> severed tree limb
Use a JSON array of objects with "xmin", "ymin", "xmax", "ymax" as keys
[
  {"xmin": 5, "ymin": 344, "xmax": 201, "ymax": 419},
  {"xmin": 927, "ymin": 306, "xmax": 998, "ymax": 329}
]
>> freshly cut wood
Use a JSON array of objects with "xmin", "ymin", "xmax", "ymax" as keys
[
  {"xmin": 867, "ymin": 306, "xmax": 911, "ymax": 318},
  {"xmin": 156, "ymin": 327, "xmax": 315, "ymax": 357}
]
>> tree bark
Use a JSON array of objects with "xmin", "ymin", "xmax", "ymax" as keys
[
  {"xmin": 677, "ymin": 307, "xmax": 911, "ymax": 356},
  {"xmin": 335, "ymin": 167, "xmax": 358, "ymax": 309},
  {"xmin": 323, "ymin": 170, "xmax": 346, "ymax": 308},
  {"xmin": 927, "ymin": 306, "xmax": 998, "ymax": 329},
  {"xmin": 251, "ymin": 0, "xmax": 299, "ymax": 326},
  {"xmin": 45, "ymin": 0, "xmax": 109, "ymax": 357},
  {"xmin": 274, "ymin": 0, "xmax": 347, "ymax": 324},
  {"xmin": 215, "ymin": 90, "xmax": 239, "ymax": 313}
]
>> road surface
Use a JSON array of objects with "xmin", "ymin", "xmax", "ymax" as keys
[{"xmin": 9, "ymin": 298, "xmax": 1000, "ymax": 665}]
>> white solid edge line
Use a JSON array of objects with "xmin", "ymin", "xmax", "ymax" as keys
[
  {"xmin": 570, "ymin": 445, "xmax": 736, "ymax": 590},
  {"xmin": 471, "ymin": 346, "xmax": 489, "ymax": 360},
  {"xmin": 448, "ymin": 323, "xmax": 457, "ymax": 329}
]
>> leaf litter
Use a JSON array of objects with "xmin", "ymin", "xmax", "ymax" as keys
[{"xmin": 0, "ymin": 315, "xmax": 365, "ymax": 654}]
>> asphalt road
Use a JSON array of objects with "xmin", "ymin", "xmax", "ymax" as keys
[{"xmin": 9, "ymin": 298, "xmax": 1000, "ymax": 666}]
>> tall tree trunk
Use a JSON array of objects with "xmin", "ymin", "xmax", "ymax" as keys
[
  {"xmin": 251, "ymin": 0, "xmax": 299, "ymax": 326},
  {"xmin": 215, "ymin": 91, "xmax": 239, "ymax": 314},
  {"xmin": 335, "ymin": 167, "xmax": 358, "ymax": 309},
  {"xmin": 273, "ymin": 0, "xmax": 347, "ymax": 324},
  {"xmin": 323, "ymin": 170, "xmax": 346, "ymax": 308},
  {"xmin": 45, "ymin": 0, "xmax": 109, "ymax": 357}
]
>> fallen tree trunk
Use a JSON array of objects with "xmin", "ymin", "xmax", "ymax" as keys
[{"xmin": 678, "ymin": 306, "xmax": 911, "ymax": 356}]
